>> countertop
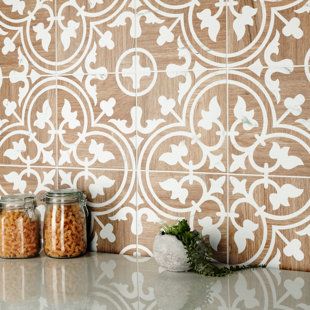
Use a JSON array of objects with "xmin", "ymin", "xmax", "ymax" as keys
[{"xmin": 0, "ymin": 253, "xmax": 309, "ymax": 310}]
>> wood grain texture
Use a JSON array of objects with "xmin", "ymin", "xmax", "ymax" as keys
[{"xmin": 0, "ymin": 0, "xmax": 309, "ymax": 271}]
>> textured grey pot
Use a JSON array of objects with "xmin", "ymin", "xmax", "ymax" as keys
[{"xmin": 153, "ymin": 234, "xmax": 190, "ymax": 272}]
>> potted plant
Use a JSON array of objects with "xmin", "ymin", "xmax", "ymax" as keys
[{"xmin": 153, "ymin": 220, "xmax": 262, "ymax": 276}]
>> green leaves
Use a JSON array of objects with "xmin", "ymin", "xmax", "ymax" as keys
[{"xmin": 162, "ymin": 219, "xmax": 263, "ymax": 277}]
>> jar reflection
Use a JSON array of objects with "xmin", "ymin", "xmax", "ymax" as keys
[
  {"xmin": 43, "ymin": 256, "xmax": 89, "ymax": 309},
  {"xmin": 0, "ymin": 259, "xmax": 42, "ymax": 309}
]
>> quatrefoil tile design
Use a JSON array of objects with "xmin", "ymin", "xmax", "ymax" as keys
[
  {"xmin": 0, "ymin": 1, "xmax": 57, "ymax": 75},
  {"xmin": 229, "ymin": 176, "xmax": 310, "ymax": 271},
  {"xmin": 227, "ymin": 0, "xmax": 310, "ymax": 67},
  {"xmin": 0, "ymin": 0, "xmax": 309, "ymax": 271}
]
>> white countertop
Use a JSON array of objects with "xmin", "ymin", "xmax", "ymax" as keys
[{"xmin": 0, "ymin": 253, "xmax": 309, "ymax": 310}]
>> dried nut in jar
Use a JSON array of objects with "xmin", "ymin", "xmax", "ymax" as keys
[
  {"xmin": 43, "ymin": 189, "xmax": 88, "ymax": 258},
  {"xmin": 0, "ymin": 195, "xmax": 40, "ymax": 259}
]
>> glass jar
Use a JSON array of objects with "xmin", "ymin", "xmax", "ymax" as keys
[
  {"xmin": 43, "ymin": 189, "xmax": 88, "ymax": 258},
  {"xmin": 0, "ymin": 194, "xmax": 40, "ymax": 258}
]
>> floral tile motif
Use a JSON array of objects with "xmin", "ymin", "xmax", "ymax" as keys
[
  {"xmin": 0, "ymin": 166, "xmax": 56, "ymax": 195},
  {"xmin": 56, "ymin": 0, "xmax": 135, "ymax": 74},
  {"xmin": 228, "ymin": 67, "xmax": 310, "ymax": 176},
  {"xmin": 227, "ymin": 0, "xmax": 310, "ymax": 68},
  {"xmin": 136, "ymin": 0, "xmax": 227, "ymax": 70},
  {"xmin": 58, "ymin": 168, "xmax": 136, "ymax": 255},
  {"xmin": 137, "ymin": 70, "xmax": 227, "ymax": 174},
  {"xmin": 229, "ymin": 175, "xmax": 310, "ymax": 271},
  {"xmin": 137, "ymin": 171, "xmax": 228, "ymax": 262},
  {"xmin": 0, "ymin": 1, "xmax": 56, "ymax": 76},
  {"xmin": 0, "ymin": 76, "xmax": 57, "ymax": 166},
  {"xmin": 56, "ymin": 75, "xmax": 136, "ymax": 170}
]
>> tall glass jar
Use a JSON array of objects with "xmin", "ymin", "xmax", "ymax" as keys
[
  {"xmin": 0, "ymin": 194, "xmax": 40, "ymax": 258},
  {"xmin": 43, "ymin": 189, "xmax": 88, "ymax": 258}
]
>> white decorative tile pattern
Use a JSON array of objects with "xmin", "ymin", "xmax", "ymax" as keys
[{"xmin": 0, "ymin": 0, "xmax": 309, "ymax": 270}]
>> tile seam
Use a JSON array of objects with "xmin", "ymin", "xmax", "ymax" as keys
[
  {"xmin": 1, "ymin": 164, "xmax": 310, "ymax": 179},
  {"xmin": 226, "ymin": 2, "xmax": 230, "ymax": 267},
  {"xmin": 133, "ymin": 7, "xmax": 141, "ymax": 310},
  {"xmin": 1, "ymin": 65, "xmax": 309, "ymax": 79},
  {"xmin": 55, "ymin": 0, "xmax": 59, "ymax": 189}
]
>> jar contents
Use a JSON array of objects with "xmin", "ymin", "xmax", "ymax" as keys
[
  {"xmin": 43, "ymin": 190, "xmax": 87, "ymax": 258},
  {"xmin": 0, "ymin": 194, "xmax": 40, "ymax": 259}
]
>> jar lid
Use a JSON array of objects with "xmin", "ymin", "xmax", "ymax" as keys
[
  {"xmin": 0, "ymin": 194, "xmax": 36, "ymax": 209},
  {"xmin": 43, "ymin": 189, "xmax": 85, "ymax": 204}
]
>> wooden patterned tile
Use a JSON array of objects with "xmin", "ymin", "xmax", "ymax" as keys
[
  {"xmin": 228, "ymin": 67, "xmax": 310, "ymax": 176},
  {"xmin": 228, "ymin": 175, "xmax": 310, "ymax": 271},
  {"xmin": 227, "ymin": 0, "xmax": 310, "ymax": 68},
  {"xmin": 137, "ymin": 171, "xmax": 228, "ymax": 263},
  {"xmin": 0, "ymin": 1, "xmax": 56, "ymax": 76},
  {"xmin": 56, "ymin": 75, "xmax": 135, "ymax": 170},
  {"xmin": 137, "ymin": 70, "xmax": 227, "ymax": 174},
  {"xmin": 55, "ymin": 1, "xmax": 134, "ymax": 74},
  {"xmin": 58, "ymin": 168, "xmax": 136, "ymax": 255},
  {"xmin": 0, "ymin": 77, "xmax": 57, "ymax": 166},
  {"xmin": 0, "ymin": 166, "xmax": 56, "ymax": 195},
  {"xmin": 137, "ymin": 0, "xmax": 227, "ymax": 70}
]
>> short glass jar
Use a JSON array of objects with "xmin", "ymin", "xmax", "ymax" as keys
[
  {"xmin": 42, "ymin": 189, "xmax": 88, "ymax": 258},
  {"xmin": 0, "ymin": 194, "xmax": 40, "ymax": 258}
]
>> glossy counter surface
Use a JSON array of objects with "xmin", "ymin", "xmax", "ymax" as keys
[{"xmin": 0, "ymin": 253, "xmax": 309, "ymax": 310}]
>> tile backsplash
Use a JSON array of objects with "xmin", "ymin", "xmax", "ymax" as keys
[{"xmin": 0, "ymin": 0, "xmax": 309, "ymax": 271}]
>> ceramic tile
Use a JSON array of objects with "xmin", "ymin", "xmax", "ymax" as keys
[
  {"xmin": 137, "ymin": 70, "xmax": 227, "ymax": 174},
  {"xmin": 0, "ymin": 1, "xmax": 56, "ymax": 76},
  {"xmin": 228, "ymin": 67, "xmax": 310, "ymax": 176},
  {"xmin": 228, "ymin": 175, "xmax": 310, "ymax": 271},
  {"xmin": 55, "ymin": 0, "xmax": 134, "ymax": 74},
  {"xmin": 137, "ymin": 171, "xmax": 228, "ymax": 263},
  {"xmin": 227, "ymin": 0, "xmax": 310, "ymax": 68},
  {"xmin": 56, "ymin": 75, "xmax": 136, "ymax": 170},
  {"xmin": 58, "ymin": 168, "xmax": 136, "ymax": 255},
  {"xmin": 137, "ymin": 0, "xmax": 227, "ymax": 70},
  {"xmin": 0, "ymin": 0, "xmax": 309, "ymax": 274},
  {"xmin": 0, "ymin": 77, "xmax": 57, "ymax": 166},
  {"xmin": 0, "ymin": 166, "xmax": 56, "ymax": 195}
]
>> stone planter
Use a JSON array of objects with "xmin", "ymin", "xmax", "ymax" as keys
[{"xmin": 153, "ymin": 234, "xmax": 190, "ymax": 272}]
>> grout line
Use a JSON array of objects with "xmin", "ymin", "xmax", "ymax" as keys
[
  {"xmin": 1, "ymin": 65, "xmax": 309, "ymax": 80},
  {"xmin": 1, "ymin": 164, "xmax": 310, "ymax": 179},
  {"xmin": 226, "ymin": 0, "xmax": 231, "ymax": 277},
  {"xmin": 55, "ymin": 0, "xmax": 59, "ymax": 189},
  {"xmin": 225, "ymin": 2, "xmax": 230, "ymax": 267},
  {"xmin": 133, "ymin": 7, "xmax": 141, "ymax": 310}
]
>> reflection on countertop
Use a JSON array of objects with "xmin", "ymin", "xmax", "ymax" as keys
[{"xmin": 0, "ymin": 253, "xmax": 309, "ymax": 310}]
